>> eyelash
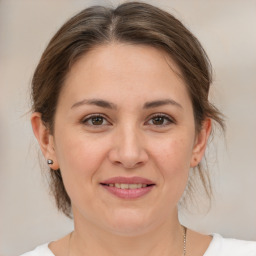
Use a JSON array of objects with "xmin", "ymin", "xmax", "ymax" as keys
[
  {"xmin": 81, "ymin": 114, "xmax": 111, "ymax": 127},
  {"xmin": 146, "ymin": 113, "xmax": 175, "ymax": 127},
  {"xmin": 81, "ymin": 113, "xmax": 175, "ymax": 127}
]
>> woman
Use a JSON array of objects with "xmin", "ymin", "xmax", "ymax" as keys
[{"xmin": 22, "ymin": 2, "xmax": 256, "ymax": 256}]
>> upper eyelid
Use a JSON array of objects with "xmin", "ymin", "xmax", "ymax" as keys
[
  {"xmin": 81, "ymin": 114, "xmax": 111, "ymax": 123},
  {"xmin": 146, "ymin": 113, "xmax": 175, "ymax": 122},
  {"xmin": 149, "ymin": 113, "xmax": 171, "ymax": 118},
  {"xmin": 82, "ymin": 113, "xmax": 108, "ymax": 119}
]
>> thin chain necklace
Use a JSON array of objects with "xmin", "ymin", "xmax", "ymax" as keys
[
  {"xmin": 68, "ymin": 225, "xmax": 187, "ymax": 256},
  {"xmin": 183, "ymin": 225, "xmax": 187, "ymax": 256}
]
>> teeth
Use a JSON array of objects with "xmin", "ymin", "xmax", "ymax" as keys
[
  {"xmin": 120, "ymin": 184, "xmax": 129, "ymax": 189},
  {"xmin": 107, "ymin": 183, "xmax": 149, "ymax": 189},
  {"xmin": 129, "ymin": 184, "xmax": 141, "ymax": 189}
]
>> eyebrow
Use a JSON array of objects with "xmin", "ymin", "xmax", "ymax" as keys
[
  {"xmin": 71, "ymin": 98, "xmax": 182, "ymax": 110},
  {"xmin": 143, "ymin": 99, "xmax": 183, "ymax": 109},
  {"xmin": 71, "ymin": 99, "xmax": 118, "ymax": 109}
]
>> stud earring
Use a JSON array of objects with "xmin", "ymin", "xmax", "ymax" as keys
[{"xmin": 47, "ymin": 159, "xmax": 54, "ymax": 165}]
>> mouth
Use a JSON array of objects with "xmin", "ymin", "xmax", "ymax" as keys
[
  {"xmin": 100, "ymin": 183, "xmax": 154, "ymax": 189},
  {"xmin": 100, "ymin": 176, "xmax": 155, "ymax": 199}
]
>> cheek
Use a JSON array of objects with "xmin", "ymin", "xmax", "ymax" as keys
[
  {"xmin": 150, "ymin": 136, "xmax": 194, "ymax": 198},
  {"xmin": 54, "ymin": 133, "xmax": 111, "ymax": 208},
  {"xmin": 153, "ymin": 137, "xmax": 193, "ymax": 172},
  {"xmin": 54, "ymin": 131, "xmax": 109, "ymax": 185}
]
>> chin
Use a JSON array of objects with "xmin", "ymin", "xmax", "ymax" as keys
[{"xmin": 103, "ymin": 208, "xmax": 156, "ymax": 237}]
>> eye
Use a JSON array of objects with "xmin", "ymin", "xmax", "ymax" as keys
[
  {"xmin": 146, "ymin": 114, "xmax": 175, "ymax": 126},
  {"xmin": 82, "ymin": 114, "xmax": 110, "ymax": 126}
]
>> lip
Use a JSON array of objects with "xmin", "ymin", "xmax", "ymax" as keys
[
  {"xmin": 101, "ymin": 176, "xmax": 155, "ymax": 185},
  {"xmin": 100, "ymin": 176, "xmax": 155, "ymax": 199}
]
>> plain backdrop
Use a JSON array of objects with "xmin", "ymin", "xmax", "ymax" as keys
[{"xmin": 0, "ymin": 0, "xmax": 256, "ymax": 255}]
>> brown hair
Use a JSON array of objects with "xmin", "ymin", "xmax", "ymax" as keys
[{"xmin": 32, "ymin": 2, "xmax": 224, "ymax": 217}]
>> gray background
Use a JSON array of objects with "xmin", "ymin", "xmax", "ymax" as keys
[{"xmin": 0, "ymin": 0, "xmax": 256, "ymax": 255}]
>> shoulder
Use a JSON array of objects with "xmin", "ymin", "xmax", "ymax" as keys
[
  {"xmin": 20, "ymin": 243, "xmax": 54, "ymax": 256},
  {"xmin": 204, "ymin": 233, "xmax": 256, "ymax": 256}
]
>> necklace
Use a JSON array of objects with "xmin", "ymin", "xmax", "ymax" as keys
[
  {"xmin": 183, "ymin": 225, "xmax": 187, "ymax": 256},
  {"xmin": 68, "ymin": 225, "xmax": 187, "ymax": 256}
]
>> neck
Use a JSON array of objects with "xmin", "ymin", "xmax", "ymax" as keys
[{"xmin": 70, "ymin": 209, "xmax": 184, "ymax": 256}]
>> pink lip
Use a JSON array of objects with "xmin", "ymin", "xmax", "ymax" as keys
[
  {"xmin": 101, "ymin": 176, "xmax": 155, "ymax": 185},
  {"xmin": 100, "ymin": 176, "xmax": 155, "ymax": 199}
]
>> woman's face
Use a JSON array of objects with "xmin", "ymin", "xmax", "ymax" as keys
[{"xmin": 46, "ymin": 43, "xmax": 209, "ymax": 235}]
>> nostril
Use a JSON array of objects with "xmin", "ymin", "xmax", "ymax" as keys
[
  {"xmin": 113, "ymin": 160, "xmax": 122, "ymax": 166},
  {"xmin": 124, "ymin": 161, "xmax": 144, "ymax": 169},
  {"xmin": 112, "ymin": 159, "xmax": 143, "ymax": 169}
]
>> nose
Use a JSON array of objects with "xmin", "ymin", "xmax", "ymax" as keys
[{"xmin": 108, "ymin": 125, "xmax": 149, "ymax": 169}]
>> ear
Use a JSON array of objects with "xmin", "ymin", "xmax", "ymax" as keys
[
  {"xmin": 31, "ymin": 112, "xmax": 59, "ymax": 170},
  {"xmin": 190, "ymin": 118, "xmax": 212, "ymax": 167}
]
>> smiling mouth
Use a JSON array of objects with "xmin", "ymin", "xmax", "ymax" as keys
[
  {"xmin": 100, "ymin": 183, "xmax": 155, "ymax": 189},
  {"xmin": 100, "ymin": 177, "xmax": 155, "ymax": 199},
  {"xmin": 100, "ymin": 183, "xmax": 155, "ymax": 199}
]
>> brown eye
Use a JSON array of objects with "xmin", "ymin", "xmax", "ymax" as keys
[
  {"xmin": 91, "ymin": 116, "xmax": 104, "ymax": 125},
  {"xmin": 82, "ymin": 115, "xmax": 109, "ymax": 126},
  {"xmin": 152, "ymin": 116, "xmax": 165, "ymax": 125},
  {"xmin": 146, "ymin": 114, "xmax": 174, "ymax": 126}
]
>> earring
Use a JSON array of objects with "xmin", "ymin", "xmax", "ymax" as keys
[{"xmin": 47, "ymin": 159, "xmax": 54, "ymax": 165}]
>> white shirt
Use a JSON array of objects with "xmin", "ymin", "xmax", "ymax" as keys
[
  {"xmin": 20, "ymin": 233, "xmax": 256, "ymax": 256},
  {"xmin": 204, "ymin": 234, "xmax": 256, "ymax": 256}
]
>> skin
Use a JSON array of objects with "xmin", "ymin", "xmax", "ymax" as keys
[{"xmin": 31, "ymin": 43, "xmax": 212, "ymax": 256}]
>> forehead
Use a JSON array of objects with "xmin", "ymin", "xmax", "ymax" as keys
[
  {"xmin": 67, "ymin": 42, "xmax": 183, "ymax": 81},
  {"xmin": 60, "ymin": 43, "xmax": 190, "ymax": 107}
]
